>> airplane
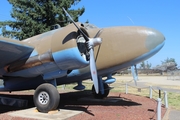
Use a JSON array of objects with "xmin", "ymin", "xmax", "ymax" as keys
[
  {"xmin": 0, "ymin": 9, "xmax": 165, "ymax": 113},
  {"xmin": 152, "ymin": 62, "xmax": 177, "ymax": 74}
]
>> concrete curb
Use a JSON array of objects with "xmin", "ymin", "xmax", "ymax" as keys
[{"xmin": 162, "ymin": 107, "xmax": 171, "ymax": 120}]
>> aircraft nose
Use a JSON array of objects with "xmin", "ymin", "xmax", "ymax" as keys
[{"xmin": 145, "ymin": 28, "xmax": 165, "ymax": 51}]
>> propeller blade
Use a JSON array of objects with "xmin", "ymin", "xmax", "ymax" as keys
[
  {"xmin": 88, "ymin": 38, "xmax": 102, "ymax": 94},
  {"xmin": 94, "ymin": 29, "xmax": 103, "ymax": 62},
  {"xmin": 94, "ymin": 29, "xmax": 103, "ymax": 38},
  {"xmin": 90, "ymin": 48, "xmax": 99, "ymax": 93},
  {"xmin": 62, "ymin": 8, "xmax": 102, "ymax": 94},
  {"xmin": 95, "ymin": 44, "xmax": 101, "ymax": 62},
  {"xmin": 62, "ymin": 8, "xmax": 89, "ymax": 41}
]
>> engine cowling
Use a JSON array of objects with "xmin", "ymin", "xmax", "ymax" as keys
[{"xmin": 52, "ymin": 47, "xmax": 89, "ymax": 70}]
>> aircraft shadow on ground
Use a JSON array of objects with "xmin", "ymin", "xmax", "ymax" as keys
[
  {"xmin": 0, "ymin": 90, "xmax": 141, "ymax": 114},
  {"xmin": 0, "ymin": 94, "xmax": 34, "ymax": 114},
  {"xmin": 58, "ymin": 90, "xmax": 141, "ymax": 112}
]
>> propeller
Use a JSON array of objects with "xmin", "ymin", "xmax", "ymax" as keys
[
  {"xmin": 94, "ymin": 29, "xmax": 103, "ymax": 62},
  {"xmin": 63, "ymin": 8, "xmax": 89, "ymax": 42},
  {"xmin": 63, "ymin": 8, "xmax": 102, "ymax": 94}
]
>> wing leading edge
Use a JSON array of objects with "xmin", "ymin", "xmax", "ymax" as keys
[{"xmin": 0, "ymin": 37, "xmax": 34, "ymax": 68}]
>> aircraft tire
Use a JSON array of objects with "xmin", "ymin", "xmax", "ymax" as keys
[
  {"xmin": 92, "ymin": 83, "xmax": 110, "ymax": 99},
  {"xmin": 33, "ymin": 83, "xmax": 60, "ymax": 113}
]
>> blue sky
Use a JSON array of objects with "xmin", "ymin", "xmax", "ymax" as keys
[{"xmin": 0, "ymin": 0, "xmax": 180, "ymax": 67}]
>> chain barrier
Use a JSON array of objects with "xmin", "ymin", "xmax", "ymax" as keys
[
  {"xmin": 119, "ymin": 83, "xmax": 166, "ymax": 120},
  {"xmin": 151, "ymin": 87, "xmax": 160, "ymax": 94},
  {"xmin": 127, "ymin": 84, "xmax": 149, "ymax": 89},
  {"xmin": 123, "ymin": 83, "xmax": 165, "ymax": 100},
  {"xmin": 115, "ymin": 82, "xmax": 164, "ymax": 96}
]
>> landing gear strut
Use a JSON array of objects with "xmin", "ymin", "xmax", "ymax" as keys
[
  {"xmin": 33, "ymin": 83, "xmax": 60, "ymax": 113},
  {"xmin": 92, "ymin": 83, "xmax": 110, "ymax": 99}
]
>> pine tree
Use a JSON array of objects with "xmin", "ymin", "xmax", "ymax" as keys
[{"xmin": 0, "ymin": 0, "xmax": 85, "ymax": 40}]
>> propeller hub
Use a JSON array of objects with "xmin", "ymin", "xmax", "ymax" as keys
[{"xmin": 88, "ymin": 38, "xmax": 102, "ymax": 49}]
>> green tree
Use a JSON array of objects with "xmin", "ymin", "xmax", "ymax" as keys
[
  {"xmin": 0, "ymin": 0, "xmax": 85, "ymax": 40},
  {"xmin": 140, "ymin": 61, "xmax": 145, "ymax": 69},
  {"xmin": 146, "ymin": 61, "xmax": 152, "ymax": 69},
  {"xmin": 140, "ymin": 61, "xmax": 152, "ymax": 69},
  {"xmin": 161, "ymin": 57, "xmax": 177, "ymax": 65}
]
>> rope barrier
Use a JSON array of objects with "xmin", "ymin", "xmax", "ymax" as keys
[
  {"xmin": 121, "ymin": 82, "xmax": 167, "ymax": 104},
  {"xmin": 151, "ymin": 87, "xmax": 160, "ymax": 94},
  {"xmin": 127, "ymin": 84, "xmax": 149, "ymax": 89},
  {"xmin": 121, "ymin": 83, "xmax": 165, "ymax": 96}
]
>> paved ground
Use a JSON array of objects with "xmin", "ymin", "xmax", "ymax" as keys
[
  {"xmin": 169, "ymin": 109, "xmax": 180, "ymax": 120},
  {"xmin": 8, "ymin": 108, "xmax": 82, "ymax": 120},
  {"xmin": 114, "ymin": 75, "xmax": 180, "ymax": 86}
]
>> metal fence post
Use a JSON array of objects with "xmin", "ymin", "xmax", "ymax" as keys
[
  {"xmin": 62, "ymin": 84, "xmax": 66, "ymax": 90},
  {"xmin": 149, "ymin": 86, "xmax": 152, "ymax": 99},
  {"xmin": 125, "ymin": 83, "xmax": 128, "ymax": 94},
  {"xmin": 157, "ymin": 98, "xmax": 161, "ymax": 120},
  {"xmin": 159, "ymin": 90, "xmax": 161, "ymax": 98},
  {"xmin": 164, "ymin": 91, "xmax": 168, "ymax": 108}
]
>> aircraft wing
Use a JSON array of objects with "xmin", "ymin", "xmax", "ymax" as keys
[{"xmin": 0, "ymin": 37, "xmax": 34, "ymax": 68}]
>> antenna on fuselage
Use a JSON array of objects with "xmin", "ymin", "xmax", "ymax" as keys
[{"xmin": 50, "ymin": 24, "xmax": 61, "ymax": 30}]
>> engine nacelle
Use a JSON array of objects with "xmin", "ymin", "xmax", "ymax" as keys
[{"xmin": 52, "ymin": 47, "xmax": 89, "ymax": 70}]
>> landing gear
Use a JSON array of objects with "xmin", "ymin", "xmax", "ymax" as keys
[
  {"xmin": 92, "ymin": 83, "xmax": 110, "ymax": 99},
  {"xmin": 33, "ymin": 83, "xmax": 60, "ymax": 113}
]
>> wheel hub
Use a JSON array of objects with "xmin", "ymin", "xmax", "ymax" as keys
[{"xmin": 38, "ymin": 91, "xmax": 49, "ymax": 105}]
